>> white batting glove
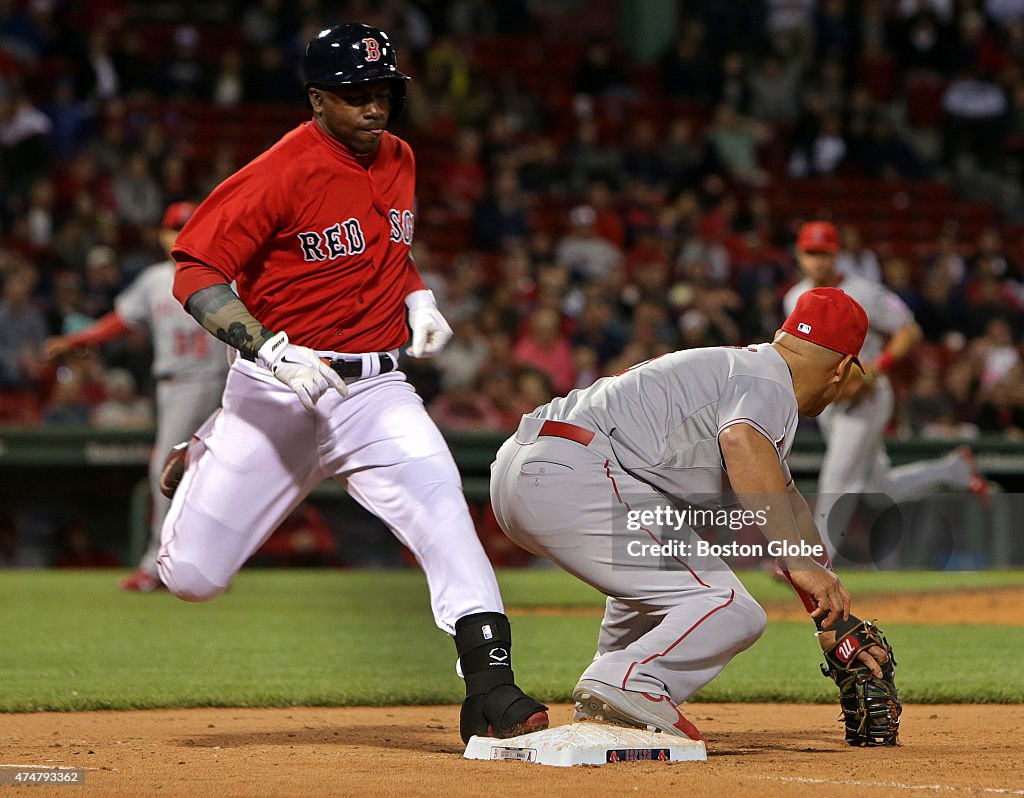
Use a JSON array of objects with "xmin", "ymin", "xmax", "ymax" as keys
[
  {"xmin": 256, "ymin": 331, "xmax": 348, "ymax": 411},
  {"xmin": 405, "ymin": 289, "xmax": 453, "ymax": 358}
]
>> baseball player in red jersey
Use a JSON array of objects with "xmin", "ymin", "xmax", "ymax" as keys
[
  {"xmin": 43, "ymin": 202, "xmax": 228, "ymax": 592},
  {"xmin": 156, "ymin": 23, "xmax": 547, "ymax": 744}
]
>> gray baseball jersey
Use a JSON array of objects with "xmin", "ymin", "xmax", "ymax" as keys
[
  {"xmin": 529, "ymin": 344, "xmax": 798, "ymax": 501},
  {"xmin": 783, "ymin": 274, "xmax": 914, "ymax": 363},
  {"xmin": 115, "ymin": 260, "xmax": 228, "ymax": 380}
]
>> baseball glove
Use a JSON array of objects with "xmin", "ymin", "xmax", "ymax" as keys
[{"xmin": 820, "ymin": 618, "xmax": 901, "ymax": 747}]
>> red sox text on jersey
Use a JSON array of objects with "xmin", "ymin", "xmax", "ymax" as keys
[
  {"xmin": 296, "ymin": 208, "xmax": 414, "ymax": 262},
  {"xmin": 171, "ymin": 121, "xmax": 425, "ymax": 353}
]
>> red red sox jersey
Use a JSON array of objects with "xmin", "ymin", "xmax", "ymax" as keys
[{"xmin": 171, "ymin": 121, "xmax": 425, "ymax": 353}]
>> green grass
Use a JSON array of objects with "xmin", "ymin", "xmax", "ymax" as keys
[{"xmin": 0, "ymin": 569, "xmax": 1021, "ymax": 712}]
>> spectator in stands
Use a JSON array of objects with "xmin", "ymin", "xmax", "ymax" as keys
[
  {"xmin": 904, "ymin": 363, "xmax": 979, "ymax": 439},
  {"xmin": 211, "ymin": 49, "xmax": 245, "ymax": 107},
  {"xmin": 973, "ymin": 317, "xmax": 1021, "ymax": 391},
  {"xmin": 659, "ymin": 19, "xmax": 713, "ymax": 102},
  {"xmin": 711, "ymin": 50, "xmax": 750, "ymax": 111},
  {"xmin": 942, "ymin": 65, "xmax": 1008, "ymax": 170},
  {"xmin": 975, "ymin": 361, "xmax": 1024, "ymax": 437},
  {"xmin": 570, "ymin": 296, "xmax": 628, "ymax": 365},
  {"xmin": 80, "ymin": 245, "xmax": 122, "ymax": 319},
  {"xmin": 748, "ymin": 51, "xmax": 803, "ymax": 124},
  {"xmin": 439, "ymin": 127, "xmax": 486, "ymax": 215},
  {"xmin": 766, "ymin": 0, "xmax": 816, "ymax": 59},
  {"xmin": 246, "ymin": 44, "xmax": 294, "ymax": 103},
  {"xmin": 0, "ymin": 268, "xmax": 46, "ymax": 391},
  {"xmin": 972, "ymin": 227, "xmax": 1021, "ymax": 280},
  {"xmin": 706, "ymin": 103, "xmax": 770, "ymax": 187},
  {"xmin": 928, "ymin": 229, "xmax": 968, "ymax": 283},
  {"xmin": 43, "ymin": 365, "xmax": 91, "ymax": 426},
  {"xmin": 858, "ymin": 114, "xmax": 924, "ymax": 179},
  {"xmin": 584, "ymin": 180, "xmax": 627, "ymax": 249},
  {"xmin": 896, "ymin": 3, "xmax": 952, "ymax": 74},
  {"xmin": 435, "ymin": 316, "xmax": 489, "ymax": 392},
  {"xmin": 242, "ymin": 0, "xmax": 283, "ymax": 47},
  {"xmin": 555, "ymin": 204, "xmax": 624, "ymax": 283},
  {"xmin": 112, "ymin": 151, "xmax": 163, "ymax": 228},
  {"xmin": 90, "ymin": 367, "xmax": 153, "ymax": 430},
  {"xmin": 110, "ymin": 30, "xmax": 153, "ymax": 96},
  {"xmin": 659, "ymin": 118, "xmax": 705, "ymax": 190},
  {"xmin": 916, "ymin": 271, "xmax": 967, "ymax": 341},
  {"xmin": 159, "ymin": 25, "xmax": 209, "ymax": 99},
  {"xmin": 836, "ymin": 225, "xmax": 882, "ymax": 281},
  {"xmin": 472, "ymin": 167, "xmax": 530, "ymax": 251},
  {"xmin": 0, "ymin": 84, "xmax": 51, "ymax": 197},
  {"xmin": 622, "ymin": 119, "xmax": 664, "ymax": 186},
  {"xmin": 574, "ymin": 37, "xmax": 631, "ymax": 98},
  {"xmin": 964, "ymin": 261, "xmax": 1021, "ymax": 336},
  {"xmin": 24, "ymin": 177, "xmax": 55, "ymax": 251},
  {"xmin": 74, "ymin": 29, "xmax": 120, "ymax": 103},
  {"xmin": 512, "ymin": 308, "xmax": 575, "ymax": 395},
  {"xmin": 789, "ymin": 110, "xmax": 848, "ymax": 177},
  {"xmin": 564, "ymin": 117, "xmax": 624, "ymax": 194},
  {"xmin": 882, "ymin": 255, "xmax": 922, "ymax": 312},
  {"xmin": 815, "ymin": 0, "xmax": 856, "ymax": 60}
]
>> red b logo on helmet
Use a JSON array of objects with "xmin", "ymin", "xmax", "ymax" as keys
[{"xmin": 363, "ymin": 38, "xmax": 381, "ymax": 61}]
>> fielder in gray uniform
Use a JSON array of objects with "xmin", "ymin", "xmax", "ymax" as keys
[
  {"xmin": 783, "ymin": 222, "xmax": 988, "ymax": 563},
  {"xmin": 45, "ymin": 203, "xmax": 228, "ymax": 591},
  {"xmin": 490, "ymin": 287, "xmax": 890, "ymax": 740}
]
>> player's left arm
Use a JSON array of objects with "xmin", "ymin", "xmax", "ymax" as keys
[
  {"xmin": 719, "ymin": 423, "xmax": 850, "ymax": 629},
  {"xmin": 403, "ymin": 255, "xmax": 452, "ymax": 358}
]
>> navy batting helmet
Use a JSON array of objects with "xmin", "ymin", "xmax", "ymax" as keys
[{"xmin": 303, "ymin": 23, "xmax": 411, "ymax": 119}]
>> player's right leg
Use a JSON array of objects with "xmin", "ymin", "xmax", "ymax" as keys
[
  {"xmin": 156, "ymin": 361, "xmax": 322, "ymax": 601},
  {"xmin": 328, "ymin": 374, "xmax": 547, "ymax": 742}
]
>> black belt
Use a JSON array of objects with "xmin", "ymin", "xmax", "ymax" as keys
[{"xmin": 326, "ymin": 352, "xmax": 397, "ymax": 380}]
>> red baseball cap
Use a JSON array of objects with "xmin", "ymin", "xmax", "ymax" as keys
[
  {"xmin": 796, "ymin": 221, "xmax": 839, "ymax": 253},
  {"xmin": 781, "ymin": 287, "xmax": 868, "ymax": 370},
  {"xmin": 162, "ymin": 201, "xmax": 197, "ymax": 230}
]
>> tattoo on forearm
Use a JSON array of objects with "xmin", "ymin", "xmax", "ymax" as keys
[{"xmin": 184, "ymin": 284, "xmax": 273, "ymax": 360}]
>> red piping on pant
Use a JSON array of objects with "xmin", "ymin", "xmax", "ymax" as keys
[
  {"xmin": 602, "ymin": 459, "xmax": 709, "ymax": 588},
  {"xmin": 620, "ymin": 589, "xmax": 736, "ymax": 689}
]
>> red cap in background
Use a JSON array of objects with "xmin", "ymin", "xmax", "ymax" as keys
[
  {"xmin": 162, "ymin": 202, "xmax": 197, "ymax": 231},
  {"xmin": 781, "ymin": 287, "xmax": 868, "ymax": 370},
  {"xmin": 796, "ymin": 221, "xmax": 839, "ymax": 253}
]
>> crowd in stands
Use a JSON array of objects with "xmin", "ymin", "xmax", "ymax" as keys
[{"xmin": 1, "ymin": 0, "xmax": 1024, "ymax": 447}]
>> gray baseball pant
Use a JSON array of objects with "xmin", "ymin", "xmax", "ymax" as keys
[{"xmin": 490, "ymin": 416, "xmax": 766, "ymax": 704}]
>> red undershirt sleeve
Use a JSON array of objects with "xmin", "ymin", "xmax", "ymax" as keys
[{"xmin": 64, "ymin": 312, "xmax": 133, "ymax": 346}]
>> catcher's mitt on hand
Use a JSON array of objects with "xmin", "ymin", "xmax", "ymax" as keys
[{"xmin": 820, "ymin": 618, "xmax": 902, "ymax": 747}]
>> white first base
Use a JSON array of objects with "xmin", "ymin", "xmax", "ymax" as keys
[{"xmin": 463, "ymin": 721, "xmax": 707, "ymax": 767}]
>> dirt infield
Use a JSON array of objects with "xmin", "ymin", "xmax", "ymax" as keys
[
  {"xmin": 509, "ymin": 586, "xmax": 1024, "ymax": 626},
  {"xmin": 3, "ymin": 703, "xmax": 1022, "ymax": 797}
]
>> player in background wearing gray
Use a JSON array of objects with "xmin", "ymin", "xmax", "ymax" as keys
[
  {"xmin": 44, "ymin": 202, "xmax": 228, "ymax": 591},
  {"xmin": 784, "ymin": 222, "xmax": 988, "ymax": 563},
  {"xmin": 490, "ymin": 287, "xmax": 890, "ymax": 741}
]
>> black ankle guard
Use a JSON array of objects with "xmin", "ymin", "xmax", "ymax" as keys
[
  {"xmin": 454, "ymin": 612, "xmax": 547, "ymax": 742},
  {"xmin": 454, "ymin": 612, "xmax": 516, "ymax": 696}
]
